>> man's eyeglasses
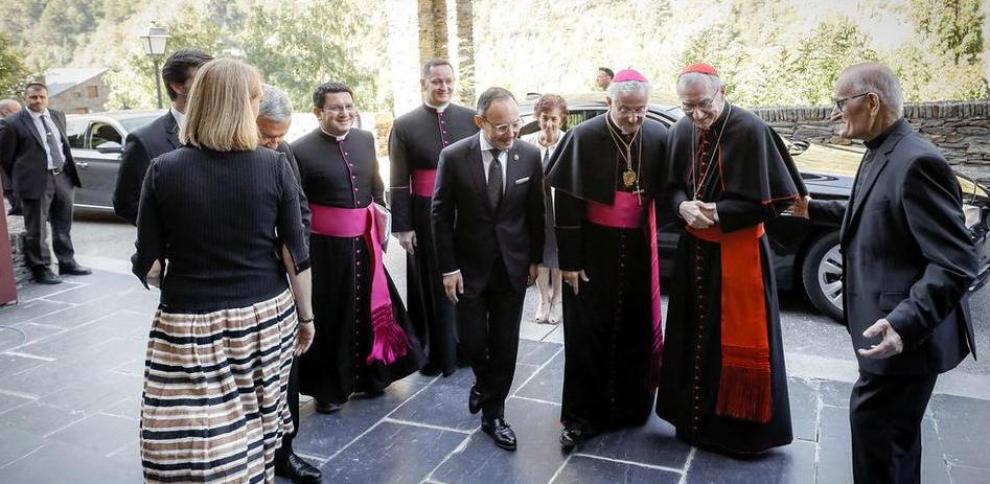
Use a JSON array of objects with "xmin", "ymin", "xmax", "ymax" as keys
[
  {"xmin": 833, "ymin": 92, "xmax": 871, "ymax": 111},
  {"xmin": 482, "ymin": 117, "xmax": 523, "ymax": 135},
  {"xmin": 323, "ymin": 104, "xmax": 356, "ymax": 115},
  {"xmin": 681, "ymin": 91, "xmax": 721, "ymax": 115},
  {"xmin": 615, "ymin": 106, "xmax": 648, "ymax": 116}
]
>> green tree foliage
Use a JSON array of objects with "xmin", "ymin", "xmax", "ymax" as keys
[
  {"xmin": 239, "ymin": 0, "xmax": 389, "ymax": 112},
  {"xmin": 0, "ymin": 33, "xmax": 30, "ymax": 99},
  {"xmin": 789, "ymin": 18, "xmax": 879, "ymax": 105},
  {"xmin": 909, "ymin": 0, "xmax": 984, "ymax": 65}
]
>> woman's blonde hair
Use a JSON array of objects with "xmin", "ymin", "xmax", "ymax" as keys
[{"xmin": 180, "ymin": 59, "xmax": 262, "ymax": 151}]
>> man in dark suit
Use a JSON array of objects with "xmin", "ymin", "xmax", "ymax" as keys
[
  {"xmin": 256, "ymin": 84, "xmax": 320, "ymax": 484},
  {"xmin": 0, "ymin": 83, "xmax": 89, "ymax": 284},
  {"xmin": 113, "ymin": 48, "xmax": 212, "ymax": 225},
  {"xmin": 432, "ymin": 87, "xmax": 544, "ymax": 451},
  {"xmin": 793, "ymin": 63, "xmax": 978, "ymax": 484}
]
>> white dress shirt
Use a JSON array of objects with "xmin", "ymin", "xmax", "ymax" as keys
[
  {"xmin": 478, "ymin": 132, "xmax": 508, "ymax": 193},
  {"xmin": 170, "ymin": 107, "xmax": 186, "ymax": 128},
  {"xmin": 28, "ymin": 109, "xmax": 64, "ymax": 169}
]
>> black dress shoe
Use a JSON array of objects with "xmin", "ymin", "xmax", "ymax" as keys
[
  {"xmin": 419, "ymin": 363, "xmax": 442, "ymax": 376},
  {"xmin": 274, "ymin": 452, "xmax": 322, "ymax": 483},
  {"xmin": 468, "ymin": 386, "xmax": 482, "ymax": 415},
  {"xmin": 481, "ymin": 418, "xmax": 517, "ymax": 451},
  {"xmin": 33, "ymin": 268, "xmax": 62, "ymax": 285},
  {"xmin": 58, "ymin": 263, "xmax": 91, "ymax": 276},
  {"xmin": 314, "ymin": 400, "xmax": 342, "ymax": 414},
  {"xmin": 560, "ymin": 426, "xmax": 596, "ymax": 453}
]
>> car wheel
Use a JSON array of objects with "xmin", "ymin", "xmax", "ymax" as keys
[{"xmin": 801, "ymin": 231, "xmax": 843, "ymax": 322}]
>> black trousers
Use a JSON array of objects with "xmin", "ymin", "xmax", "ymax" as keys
[
  {"xmin": 21, "ymin": 171, "xmax": 75, "ymax": 270},
  {"xmin": 275, "ymin": 358, "xmax": 301, "ymax": 461},
  {"xmin": 850, "ymin": 370, "xmax": 938, "ymax": 484},
  {"xmin": 456, "ymin": 259, "xmax": 524, "ymax": 419}
]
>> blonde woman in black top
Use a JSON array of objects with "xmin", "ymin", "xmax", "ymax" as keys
[{"xmin": 132, "ymin": 58, "xmax": 313, "ymax": 483}]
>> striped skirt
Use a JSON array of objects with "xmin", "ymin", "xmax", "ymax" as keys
[{"xmin": 140, "ymin": 289, "xmax": 297, "ymax": 483}]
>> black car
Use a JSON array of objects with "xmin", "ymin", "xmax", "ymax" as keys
[
  {"xmin": 65, "ymin": 110, "xmax": 165, "ymax": 209},
  {"xmin": 519, "ymin": 93, "xmax": 990, "ymax": 322}
]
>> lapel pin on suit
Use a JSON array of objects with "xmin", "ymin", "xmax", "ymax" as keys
[{"xmin": 513, "ymin": 153, "xmax": 519, "ymax": 161}]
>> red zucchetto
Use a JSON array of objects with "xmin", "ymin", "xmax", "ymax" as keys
[
  {"xmin": 680, "ymin": 63, "xmax": 719, "ymax": 77},
  {"xmin": 612, "ymin": 69, "xmax": 649, "ymax": 83}
]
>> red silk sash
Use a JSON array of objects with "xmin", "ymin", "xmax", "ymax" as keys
[
  {"xmin": 585, "ymin": 191, "xmax": 664, "ymax": 389},
  {"xmin": 687, "ymin": 223, "xmax": 771, "ymax": 423},
  {"xmin": 309, "ymin": 202, "xmax": 409, "ymax": 365},
  {"xmin": 411, "ymin": 169, "xmax": 437, "ymax": 197}
]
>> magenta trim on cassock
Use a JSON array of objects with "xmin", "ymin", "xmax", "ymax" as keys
[
  {"xmin": 585, "ymin": 191, "xmax": 664, "ymax": 388},
  {"xmin": 309, "ymin": 203, "xmax": 409, "ymax": 365}
]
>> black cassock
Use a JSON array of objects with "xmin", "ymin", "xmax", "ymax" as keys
[
  {"xmin": 292, "ymin": 128, "xmax": 423, "ymax": 404},
  {"xmin": 547, "ymin": 114, "xmax": 667, "ymax": 433},
  {"xmin": 657, "ymin": 104, "xmax": 804, "ymax": 453},
  {"xmin": 389, "ymin": 104, "xmax": 478, "ymax": 374}
]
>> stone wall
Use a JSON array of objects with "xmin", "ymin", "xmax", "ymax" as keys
[
  {"xmin": 49, "ymin": 75, "xmax": 110, "ymax": 114},
  {"xmin": 751, "ymin": 101, "xmax": 990, "ymax": 182}
]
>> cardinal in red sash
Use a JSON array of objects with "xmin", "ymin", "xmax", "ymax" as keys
[{"xmin": 657, "ymin": 63, "xmax": 806, "ymax": 454}]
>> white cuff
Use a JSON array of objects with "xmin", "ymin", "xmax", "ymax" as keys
[{"xmin": 442, "ymin": 269, "xmax": 461, "ymax": 276}]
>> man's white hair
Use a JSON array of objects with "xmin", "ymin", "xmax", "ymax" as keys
[
  {"xmin": 606, "ymin": 80, "xmax": 650, "ymax": 100},
  {"xmin": 676, "ymin": 72, "xmax": 722, "ymax": 95},
  {"xmin": 843, "ymin": 63, "xmax": 904, "ymax": 118},
  {"xmin": 259, "ymin": 84, "xmax": 293, "ymax": 123}
]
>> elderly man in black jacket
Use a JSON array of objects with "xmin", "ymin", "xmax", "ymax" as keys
[
  {"xmin": 0, "ymin": 83, "xmax": 89, "ymax": 284},
  {"xmin": 113, "ymin": 48, "xmax": 212, "ymax": 225},
  {"xmin": 431, "ymin": 87, "xmax": 544, "ymax": 451},
  {"xmin": 793, "ymin": 63, "xmax": 978, "ymax": 484}
]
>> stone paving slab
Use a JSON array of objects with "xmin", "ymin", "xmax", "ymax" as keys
[{"xmin": 0, "ymin": 269, "xmax": 988, "ymax": 483}]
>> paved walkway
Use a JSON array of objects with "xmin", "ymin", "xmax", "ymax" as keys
[{"xmin": 0, "ymin": 268, "xmax": 988, "ymax": 483}]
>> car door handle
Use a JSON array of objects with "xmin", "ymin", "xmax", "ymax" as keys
[{"xmin": 76, "ymin": 162, "xmax": 88, "ymax": 168}]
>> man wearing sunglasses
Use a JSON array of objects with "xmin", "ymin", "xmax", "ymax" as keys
[
  {"xmin": 793, "ymin": 63, "xmax": 977, "ymax": 484},
  {"xmin": 431, "ymin": 87, "xmax": 544, "ymax": 452}
]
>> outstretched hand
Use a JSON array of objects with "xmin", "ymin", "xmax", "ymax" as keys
[
  {"xmin": 857, "ymin": 319, "xmax": 904, "ymax": 359},
  {"xmin": 562, "ymin": 270, "xmax": 590, "ymax": 295}
]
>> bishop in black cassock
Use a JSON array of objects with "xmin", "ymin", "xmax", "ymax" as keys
[
  {"xmin": 389, "ymin": 78, "xmax": 478, "ymax": 376},
  {"xmin": 657, "ymin": 63, "xmax": 804, "ymax": 454},
  {"xmin": 547, "ymin": 69, "xmax": 666, "ymax": 451}
]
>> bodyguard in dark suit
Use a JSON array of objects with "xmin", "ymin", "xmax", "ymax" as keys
[
  {"xmin": 113, "ymin": 48, "xmax": 212, "ymax": 225},
  {"xmin": 432, "ymin": 87, "xmax": 544, "ymax": 451},
  {"xmin": 0, "ymin": 83, "xmax": 88, "ymax": 284},
  {"xmin": 794, "ymin": 63, "xmax": 978, "ymax": 484}
]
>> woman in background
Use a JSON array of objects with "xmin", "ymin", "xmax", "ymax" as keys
[{"xmin": 521, "ymin": 94, "xmax": 568, "ymax": 324}]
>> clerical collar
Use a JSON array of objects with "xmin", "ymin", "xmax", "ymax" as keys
[
  {"xmin": 425, "ymin": 102, "xmax": 450, "ymax": 113},
  {"xmin": 320, "ymin": 126, "xmax": 348, "ymax": 142},
  {"xmin": 170, "ymin": 107, "xmax": 186, "ymax": 128},
  {"xmin": 864, "ymin": 119, "xmax": 903, "ymax": 150},
  {"xmin": 606, "ymin": 111, "xmax": 639, "ymax": 139}
]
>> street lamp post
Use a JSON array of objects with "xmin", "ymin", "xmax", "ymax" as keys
[{"xmin": 140, "ymin": 25, "xmax": 170, "ymax": 109}]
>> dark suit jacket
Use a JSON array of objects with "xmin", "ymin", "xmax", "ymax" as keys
[
  {"xmin": 0, "ymin": 109, "xmax": 81, "ymax": 199},
  {"xmin": 114, "ymin": 111, "xmax": 180, "ymax": 225},
  {"xmin": 809, "ymin": 119, "xmax": 978, "ymax": 375},
  {"xmin": 273, "ymin": 140, "xmax": 311, "ymax": 236},
  {"xmin": 431, "ymin": 134, "xmax": 545, "ymax": 297}
]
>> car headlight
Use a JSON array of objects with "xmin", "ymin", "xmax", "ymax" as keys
[{"xmin": 963, "ymin": 204, "xmax": 981, "ymax": 229}]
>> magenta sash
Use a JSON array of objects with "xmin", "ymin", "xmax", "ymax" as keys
[
  {"xmin": 411, "ymin": 169, "xmax": 437, "ymax": 197},
  {"xmin": 585, "ymin": 191, "xmax": 664, "ymax": 388},
  {"xmin": 309, "ymin": 202, "xmax": 408, "ymax": 365}
]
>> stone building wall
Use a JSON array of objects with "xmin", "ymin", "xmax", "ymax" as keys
[
  {"xmin": 751, "ymin": 101, "xmax": 990, "ymax": 182},
  {"xmin": 49, "ymin": 75, "xmax": 110, "ymax": 114}
]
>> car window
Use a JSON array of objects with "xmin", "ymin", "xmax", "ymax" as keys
[
  {"xmin": 119, "ymin": 115, "xmax": 160, "ymax": 133},
  {"xmin": 89, "ymin": 121, "xmax": 122, "ymax": 149},
  {"xmin": 66, "ymin": 118, "xmax": 87, "ymax": 149}
]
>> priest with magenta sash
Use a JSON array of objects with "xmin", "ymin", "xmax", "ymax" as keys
[{"xmin": 293, "ymin": 81, "xmax": 423, "ymax": 414}]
